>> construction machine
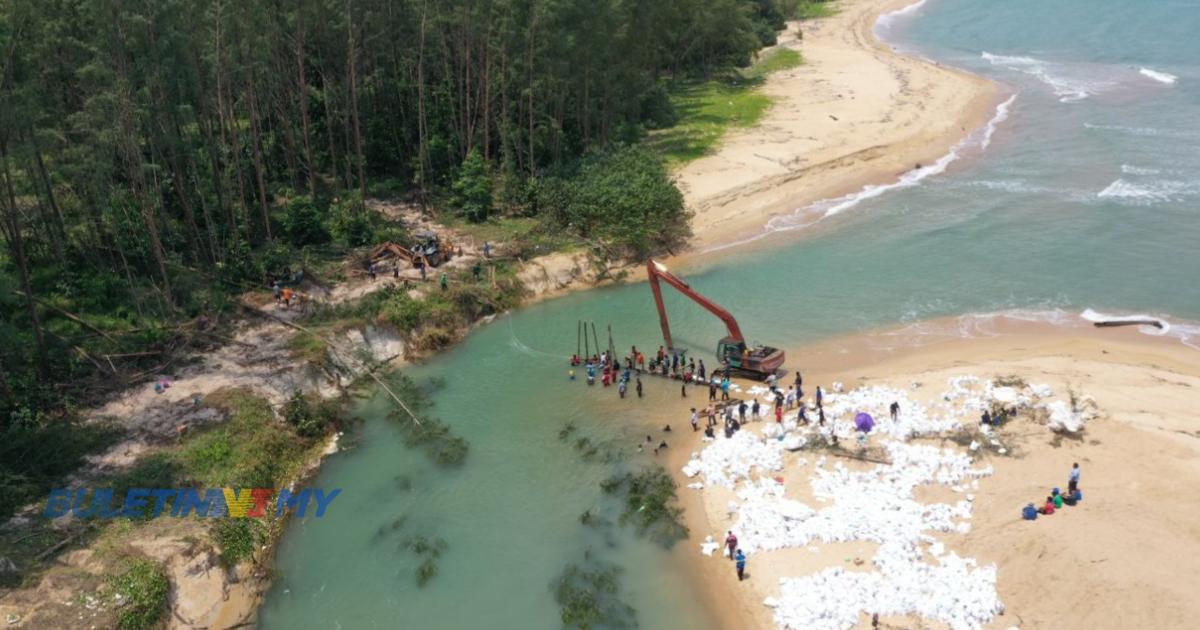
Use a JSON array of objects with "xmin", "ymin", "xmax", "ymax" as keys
[
  {"xmin": 646, "ymin": 259, "xmax": 784, "ymax": 380},
  {"xmin": 368, "ymin": 230, "xmax": 454, "ymax": 269}
]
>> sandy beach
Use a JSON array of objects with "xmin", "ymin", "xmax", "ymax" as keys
[
  {"xmin": 659, "ymin": 320, "xmax": 1200, "ymax": 629},
  {"xmin": 675, "ymin": 0, "xmax": 1000, "ymax": 252}
]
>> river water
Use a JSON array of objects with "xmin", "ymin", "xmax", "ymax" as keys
[{"xmin": 259, "ymin": 1, "xmax": 1200, "ymax": 628}]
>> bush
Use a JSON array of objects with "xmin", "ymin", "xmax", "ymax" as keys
[
  {"xmin": 327, "ymin": 195, "xmax": 375, "ymax": 247},
  {"xmin": 282, "ymin": 391, "xmax": 342, "ymax": 438},
  {"xmin": 212, "ymin": 518, "xmax": 262, "ymax": 567},
  {"xmin": 107, "ymin": 558, "xmax": 170, "ymax": 630},
  {"xmin": 639, "ymin": 84, "xmax": 678, "ymax": 130},
  {"xmin": 280, "ymin": 194, "xmax": 331, "ymax": 246},
  {"xmin": 600, "ymin": 467, "xmax": 688, "ymax": 546},
  {"xmin": 451, "ymin": 149, "xmax": 493, "ymax": 223},
  {"xmin": 538, "ymin": 146, "xmax": 691, "ymax": 260}
]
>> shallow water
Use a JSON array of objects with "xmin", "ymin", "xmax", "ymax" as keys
[{"xmin": 260, "ymin": 1, "xmax": 1200, "ymax": 628}]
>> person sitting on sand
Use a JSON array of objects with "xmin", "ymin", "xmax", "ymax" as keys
[
  {"xmin": 1038, "ymin": 496, "xmax": 1055, "ymax": 515},
  {"xmin": 1022, "ymin": 502, "xmax": 1038, "ymax": 521},
  {"xmin": 1052, "ymin": 489, "xmax": 1064, "ymax": 509},
  {"xmin": 663, "ymin": 424, "xmax": 672, "ymax": 433},
  {"xmin": 704, "ymin": 426, "xmax": 715, "ymax": 439}
]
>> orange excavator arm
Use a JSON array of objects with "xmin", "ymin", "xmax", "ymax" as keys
[{"xmin": 647, "ymin": 259, "xmax": 744, "ymax": 351}]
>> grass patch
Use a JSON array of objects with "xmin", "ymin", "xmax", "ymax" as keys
[
  {"xmin": 181, "ymin": 389, "xmax": 315, "ymax": 488},
  {"xmin": 106, "ymin": 558, "xmax": 170, "ymax": 630},
  {"xmin": 744, "ymin": 47, "xmax": 803, "ymax": 79},
  {"xmin": 646, "ymin": 78, "xmax": 771, "ymax": 165},
  {"xmin": 646, "ymin": 46, "xmax": 807, "ymax": 166},
  {"xmin": 795, "ymin": 0, "xmax": 839, "ymax": 19}
]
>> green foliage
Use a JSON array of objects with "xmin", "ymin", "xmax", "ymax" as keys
[
  {"xmin": 181, "ymin": 389, "xmax": 311, "ymax": 488},
  {"xmin": 539, "ymin": 146, "xmax": 690, "ymax": 259},
  {"xmin": 212, "ymin": 518, "xmax": 262, "ymax": 567},
  {"xmin": 793, "ymin": 0, "xmax": 839, "ymax": 19},
  {"xmin": 327, "ymin": 195, "xmax": 375, "ymax": 247},
  {"xmin": 0, "ymin": 418, "xmax": 122, "ymax": 521},
  {"xmin": 280, "ymin": 194, "xmax": 332, "ymax": 246},
  {"xmin": 600, "ymin": 467, "xmax": 689, "ymax": 546},
  {"xmin": 384, "ymin": 373, "xmax": 468, "ymax": 466},
  {"xmin": 552, "ymin": 558, "xmax": 637, "ymax": 629},
  {"xmin": 282, "ymin": 391, "xmax": 344, "ymax": 438},
  {"xmin": 451, "ymin": 149, "xmax": 494, "ymax": 223},
  {"xmin": 106, "ymin": 558, "xmax": 170, "ymax": 630}
]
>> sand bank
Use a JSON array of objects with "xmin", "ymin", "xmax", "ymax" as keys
[
  {"xmin": 676, "ymin": 0, "xmax": 1001, "ymax": 253},
  {"xmin": 663, "ymin": 320, "xmax": 1200, "ymax": 629}
]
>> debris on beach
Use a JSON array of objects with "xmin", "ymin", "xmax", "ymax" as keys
[{"xmin": 680, "ymin": 374, "xmax": 1088, "ymax": 630}]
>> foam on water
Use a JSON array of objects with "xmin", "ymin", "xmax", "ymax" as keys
[
  {"xmin": 1097, "ymin": 178, "xmax": 1200, "ymax": 205},
  {"xmin": 1139, "ymin": 67, "xmax": 1178, "ymax": 85},
  {"xmin": 981, "ymin": 52, "xmax": 1117, "ymax": 102},
  {"xmin": 1084, "ymin": 122, "xmax": 1200, "ymax": 139},
  {"xmin": 875, "ymin": 0, "xmax": 928, "ymax": 33},
  {"xmin": 1120, "ymin": 164, "xmax": 1161, "ymax": 176}
]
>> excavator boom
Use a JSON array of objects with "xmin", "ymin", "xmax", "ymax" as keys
[
  {"xmin": 647, "ymin": 259, "xmax": 744, "ymax": 350},
  {"xmin": 646, "ymin": 259, "xmax": 784, "ymax": 379}
]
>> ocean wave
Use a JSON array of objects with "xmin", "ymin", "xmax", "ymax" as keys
[
  {"xmin": 1097, "ymin": 178, "xmax": 1199, "ymax": 205},
  {"xmin": 1120, "ymin": 164, "xmax": 1161, "ymax": 176},
  {"xmin": 959, "ymin": 179, "xmax": 1048, "ymax": 194},
  {"xmin": 981, "ymin": 52, "xmax": 1112, "ymax": 103},
  {"xmin": 1084, "ymin": 122, "xmax": 1200, "ymax": 139},
  {"xmin": 875, "ymin": 0, "xmax": 928, "ymax": 32},
  {"xmin": 1139, "ymin": 67, "xmax": 1178, "ymax": 85}
]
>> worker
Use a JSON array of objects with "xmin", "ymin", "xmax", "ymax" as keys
[
  {"xmin": 281, "ymin": 286, "xmax": 294, "ymax": 309},
  {"xmin": 725, "ymin": 531, "xmax": 738, "ymax": 560},
  {"xmin": 272, "ymin": 280, "xmax": 282, "ymax": 304},
  {"xmin": 1038, "ymin": 496, "xmax": 1055, "ymax": 515},
  {"xmin": 483, "ymin": 241, "xmax": 492, "ymax": 258},
  {"xmin": 738, "ymin": 401, "xmax": 747, "ymax": 423},
  {"xmin": 636, "ymin": 377, "xmax": 644, "ymax": 398},
  {"xmin": 775, "ymin": 405, "xmax": 783, "ymax": 424},
  {"xmin": 890, "ymin": 401, "xmax": 900, "ymax": 422},
  {"xmin": 691, "ymin": 408, "xmax": 699, "ymax": 431},
  {"xmin": 680, "ymin": 380, "xmax": 687, "ymax": 398},
  {"xmin": 618, "ymin": 379, "xmax": 627, "ymax": 399},
  {"xmin": 368, "ymin": 262, "xmax": 378, "ymax": 281},
  {"xmin": 1022, "ymin": 502, "xmax": 1038, "ymax": 521},
  {"xmin": 751, "ymin": 399, "xmax": 760, "ymax": 420},
  {"xmin": 721, "ymin": 377, "xmax": 731, "ymax": 401},
  {"xmin": 698, "ymin": 359, "xmax": 706, "ymax": 381},
  {"xmin": 1068, "ymin": 463, "xmax": 1081, "ymax": 494},
  {"xmin": 735, "ymin": 550, "xmax": 747, "ymax": 581},
  {"xmin": 393, "ymin": 262, "xmax": 400, "ymax": 278},
  {"xmin": 473, "ymin": 260, "xmax": 482, "ymax": 281},
  {"xmin": 440, "ymin": 272, "xmax": 448, "ymax": 291}
]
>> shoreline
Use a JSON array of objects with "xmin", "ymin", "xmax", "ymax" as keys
[
  {"xmin": 663, "ymin": 317, "xmax": 1200, "ymax": 629},
  {"xmin": 674, "ymin": 0, "xmax": 1002, "ymax": 256}
]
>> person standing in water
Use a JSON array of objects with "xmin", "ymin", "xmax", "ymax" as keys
[{"xmin": 618, "ymin": 379, "xmax": 627, "ymax": 399}]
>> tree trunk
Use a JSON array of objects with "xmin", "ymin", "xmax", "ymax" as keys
[
  {"xmin": 295, "ymin": 4, "xmax": 318, "ymax": 197},
  {"xmin": 247, "ymin": 76, "xmax": 273, "ymax": 240},
  {"xmin": 345, "ymin": 0, "xmax": 367, "ymax": 206},
  {"xmin": 0, "ymin": 141, "xmax": 50, "ymax": 376}
]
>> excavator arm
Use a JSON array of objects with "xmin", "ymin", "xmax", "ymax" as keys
[{"xmin": 647, "ymin": 259, "xmax": 744, "ymax": 351}]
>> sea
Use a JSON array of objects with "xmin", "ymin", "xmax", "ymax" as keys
[{"xmin": 258, "ymin": 1, "xmax": 1200, "ymax": 628}]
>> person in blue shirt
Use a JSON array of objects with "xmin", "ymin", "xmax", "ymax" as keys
[
  {"xmin": 1022, "ymin": 503, "xmax": 1038, "ymax": 521},
  {"xmin": 1068, "ymin": 462, "xmax": 1081, "ymax": 494},
  {"xmin": 735, "ymin": 550, "xmax": 747, "ymax": 581}
]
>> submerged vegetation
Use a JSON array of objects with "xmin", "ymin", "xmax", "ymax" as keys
[
  {"xmin": 600, "ymin": 468, "xmax": 690, "ymax": 546},
  {"xmin": 552, "ymin": 556, "xmax": 638, "ymax": 630}
]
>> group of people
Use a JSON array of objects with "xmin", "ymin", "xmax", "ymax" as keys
[
  {"xmin": 271, "ymin": 276, "xmax": 308, "ymax": 311},
  {"xmin": 1023, "ymin": 463, "xmax": 1084, "ymax": 520},
  {"xmin": 725, "ymin": 531, "xmax": 748, "ymax": 581}
]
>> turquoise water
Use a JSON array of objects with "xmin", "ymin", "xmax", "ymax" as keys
[{"xmin": 260, "ymin": 1, "xmax": 1200, "ymax": 628}]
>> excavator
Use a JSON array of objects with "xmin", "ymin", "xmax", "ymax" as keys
[{"xmin": 647, "ymin": 259, "xmax": 785, "ymax": 380}]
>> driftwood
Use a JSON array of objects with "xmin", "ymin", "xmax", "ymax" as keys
[{"xmin": 1092, "ymin": 319, "xmax": 1163, "ymax": 330}]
